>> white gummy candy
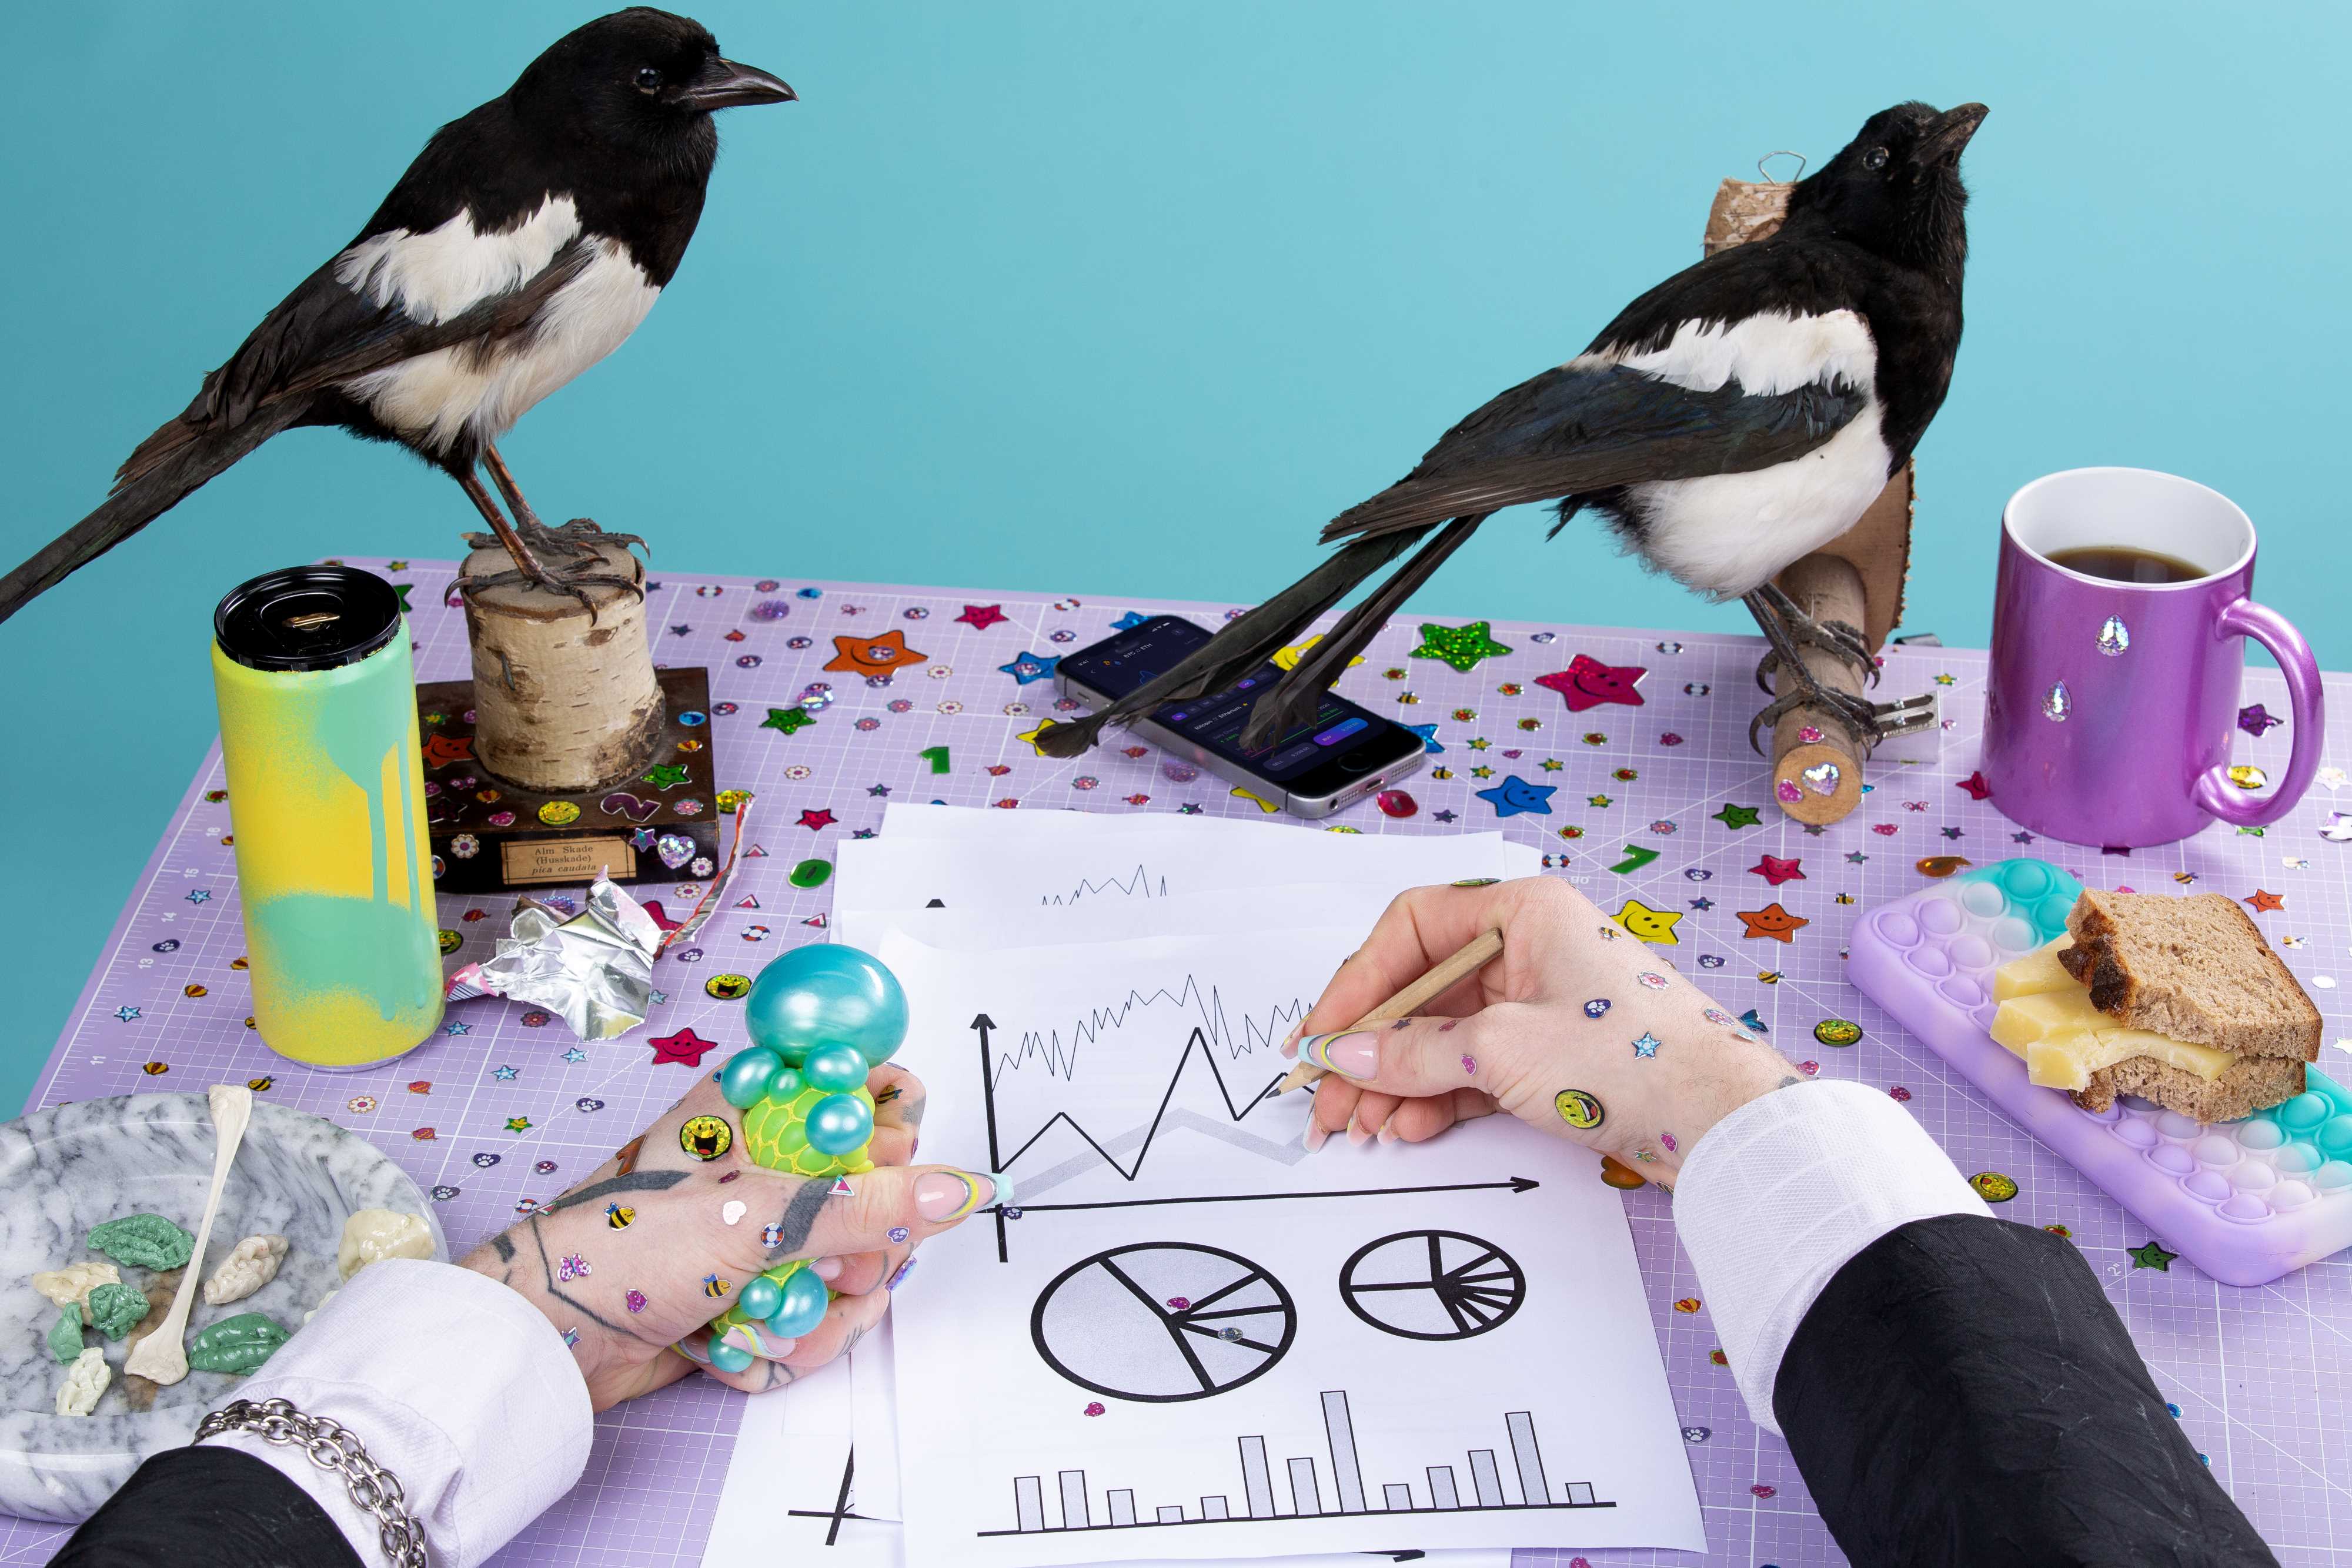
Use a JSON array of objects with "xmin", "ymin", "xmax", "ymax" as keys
[
  {"xmin": 32, "ymin": 1262, "xmax": 122, "ymax": 1325},
  {"xmin": 202, "ymin": 1233, "xmax": 289, "ymax": 1306},
  {"xmin": 336, "ymin": 1210, "xmax": 432, "ymax": 1281},
  {"xmin": 56, "ymin": 1346, "xmax": 110, "ymax": 1417}
]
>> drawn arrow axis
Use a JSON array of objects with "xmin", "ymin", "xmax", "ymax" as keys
[{"xmin": 998, "ymin": 1176, "xmax": 1539, "ymax": 1216}]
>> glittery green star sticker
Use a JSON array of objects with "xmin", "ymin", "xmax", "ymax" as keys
[
  {"xmin": 2127, "ymin": 1240, "xmax": 2177, "ymax": 1271},
  {"xmin": 1409, "ymin": 620, "xmax": 1512, "ymax": 673},
  {"xmin": 761, "ymin": 706, "xmax": 815, "ymax": 735},
  {"xmin": 1712, "ymin": 802, "xmax": 1763, "ymax": 830},
  {"xmin": 506, "ymin": 1116, "xmax": 533, "ymax": 1133},
  {"xmin": 642, "ymin": 763, "xmax": 690, "ymax": 789}
]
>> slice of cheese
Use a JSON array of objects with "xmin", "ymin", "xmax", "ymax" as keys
[
  {"xmin": 1993, "ymin": 934, "xmax": 2078, "ymax": 1001},
  {"xmin": 1989, "ymin": 977, "xmax": 2236, "ymax": 1091}
]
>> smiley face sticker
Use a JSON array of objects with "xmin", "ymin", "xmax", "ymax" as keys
[
  {"xmin": 1554, "ymin": 1089, "xmax": 1605, "ymax": 1130},
  {"xmin": 680, "ymin": 1115, "xmax": 734, "ymax": 1162},
  {"xmin": 704, "ymin": 973, "xmax": 753, "ymax": 1001}
]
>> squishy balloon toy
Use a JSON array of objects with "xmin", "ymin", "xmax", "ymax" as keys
[{"xmin": 695, "ymin": 944, "xmax": 909, "ymax": 1373}]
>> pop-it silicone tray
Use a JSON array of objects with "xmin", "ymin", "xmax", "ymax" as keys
[{"xmin": 1848, "ymin": 857, "xmax": 2352, "ymax": 1286}]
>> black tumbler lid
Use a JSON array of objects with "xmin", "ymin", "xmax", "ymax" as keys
[{"xmin": 214, "ymin": 566, "xmax": 403, "ymax": 671}]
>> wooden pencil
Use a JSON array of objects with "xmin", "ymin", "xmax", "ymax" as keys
[{"xmin": 1274, "ymin": 927, "xmax": 1505, "ymax": 1094}]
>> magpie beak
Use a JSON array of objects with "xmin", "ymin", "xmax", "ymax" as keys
[
  {"xmin": 677, "ymin": 58, "xmax": 796, "ymax": 110},
  {"xmin": 1914, "ymin": 102, "xmax": 1988, "ymax": 165}
]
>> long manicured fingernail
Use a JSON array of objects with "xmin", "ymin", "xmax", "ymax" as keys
[
  {"xmin": 811, "ymin": 1256, "xmax": 844, "ymax": 1282},
  {"xmin": 916, "ymin": 1169, "xmax": 1005, "ymax": 1221},
  {"xmin": 1377, "ymin": 1119, "xmax": 1400, "ymax": 1145},
  {"xmin": 1347, "ymin": 1121, "xmax": 1373, "ymax": 1148},
  {"xmin": 1302, "ymin": 1119, "xmax": 1329, "ymax": 1153},
  {"xmin": 886, "ymin": 1256, "xmax": 918, "ymax": 1292},
  {"xmin": 1298, "ymin": 1030, "xmax": 1378, "ymax": 1080}
]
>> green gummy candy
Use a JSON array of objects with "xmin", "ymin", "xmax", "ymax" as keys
[
  {"xmin": 86, "ymin": 1283, "xmax": 149, "ymax": 1341},
  {"xmin": 188, "ymin": 1312, "xmax": 290, "ymax": 1375},
  {"xmin": 46, "ymin": 1304, "xmax": 83, "ymax": 1364},
  {"xmin": 88, "ymin": 1213, "xmax": 195, "ymax": 1271}
]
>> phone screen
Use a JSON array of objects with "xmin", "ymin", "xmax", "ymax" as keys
[{"xmin": 1060, "ymin": 616, "xmax": 1418, "ymax": 788}]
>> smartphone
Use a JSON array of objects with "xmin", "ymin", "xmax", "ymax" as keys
[{"xmin": 1055, "ymin": 615, "xmax": 1426, "ymax": 818}]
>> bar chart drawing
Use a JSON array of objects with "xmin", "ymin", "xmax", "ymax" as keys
[
  {"xmin": 1031, "ymin": 1242, "xmax": 1297, "ymax": 1402},
  {"xmin": 982, "ymin": 1390, "xmax": 1614, "ymax": 1537}
]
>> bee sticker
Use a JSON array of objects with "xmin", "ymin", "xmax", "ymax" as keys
[
  {"xmin": 606, "ymin": 1203, "xmax": 635, "ymax": 1229},
  {"xmin": 703, "ymin": 1273, "xmax": 731, "ymax": 1299},
  {"xmin": 680, "ymin": 1115, "xmax": 733, "ymax": 1162}
]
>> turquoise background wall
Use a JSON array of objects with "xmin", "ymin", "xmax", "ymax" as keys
[{"xmin": 4, "ymin": 2, "xmax": 2347, "ymax": 1109}]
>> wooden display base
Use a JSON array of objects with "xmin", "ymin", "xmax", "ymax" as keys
[{"xmin": 417, "ymin": 666, "xmax": 724, "ymax": 893}]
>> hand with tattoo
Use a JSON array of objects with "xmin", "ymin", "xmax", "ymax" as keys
[
  {"xmin": 457, "ymin": 1062, "xmax": 1002, "ymax": 1409},
  {"xmin": 1284, "ymin": 877, "xmax": 1798, "ymax": 1183}
]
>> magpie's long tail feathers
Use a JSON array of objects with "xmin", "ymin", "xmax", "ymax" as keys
[
  {"xmin": 1237, "ymin": 513, "xmax": 1488, "ymax": 750},
  {"xmin": 1033, "ymin": 530, "xmax": 1433, "ymax": 759},
  {"xmin": 0, "ymin": 400, "xmax": 310, "ymax": 626}
]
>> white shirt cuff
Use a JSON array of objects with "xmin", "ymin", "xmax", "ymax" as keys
[
  {"xmin": 200, "ymin": 1257, "xmax": 593, "ymax": 1568},
  {"xmin": 1675, "ymin": 1080, "xmax": 1990, "ymax": 1433}
]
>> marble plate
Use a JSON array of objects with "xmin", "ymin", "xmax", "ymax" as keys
[{"xmin": 0, "ymin": 1092, "xmax": 445, "ymax": 1523}]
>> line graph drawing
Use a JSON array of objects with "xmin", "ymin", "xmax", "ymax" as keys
[
  {"xmin": 1338, "ymin": 1232, "xmax": 1526, "ymax": 1342},
  {"xmin": 1031, "ymin": 1243, "xmax": 1297, "ymax": 1402},
  {"xmin": 1034, "ymin": 863, "xmax": 1169, "ymax": 905},
  {"xmin": 978, "ymin": 972, "xmax": 1307, "ymax": 1083}
]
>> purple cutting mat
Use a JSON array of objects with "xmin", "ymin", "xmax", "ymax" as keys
[{"xmin": 6, "ymin": 561, "xmax": 2349, "ymax": 1568}]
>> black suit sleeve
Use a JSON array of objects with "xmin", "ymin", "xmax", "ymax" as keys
[
  {"xmin": 53, "ymin": 1444, "xmax": 363, "ymax": 1568},
  {"xmin": 1775, "ymin": 1214, "xmax": 2277, "ymax": 1567}
]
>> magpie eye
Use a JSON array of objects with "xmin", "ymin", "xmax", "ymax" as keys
[
  {"xmin": 635, "ymin": 66, "xmax": 663, "ymax": 92},
  {"xmin": 1863, "ymin": 146, "xmax": 1890, "ymax": 171}
]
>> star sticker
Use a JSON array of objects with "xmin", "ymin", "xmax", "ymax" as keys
[
  {"xmin": 2128, "ymin": 1240, "xmax": 2177, "ymax": 1271},
  {"xmin": 445, "ymin": 1019, "xmax": 472, "ymax": 1036},
  {"xmin": 1933, "ymin": 672, "xmax": 1957, "ymax": 686},
  {"xmin": 1466, "ymin": 737, "xmax": 1491, "ymax": 751},
  {"xmin": 1712, "ymin": 803, "xmax": 1762, "ymax": 830},
  {"xmin": 867, "ymin": 783, "xmax": 892, "ymax": 797},
  {"xmin": 563, "ymin": 1048, "xmax": 587, "ymax": 1064},
  {"xmin": 2246, "ymin": 889, "xmax": 2284, "ymax": 913},
  {"xmin": 1474, "ymin": 775, "xmax": 1555, "ymax": 817},
  {"xmin": 2239, "ymin": 703, "xmax": 2283, "ymax": 737},
  {"xmin": 1431, "ymin": 809, "xmax": 1458, "ymax": 823},
  {"xmin": 1737, "ymin": 904, "xmax": 1810, "ymax": 942},
  {"xmin": 1411, "ymin": 620, "xmax": 1512, "ymax": 673},
  {"xmin": 956, "ymin": 603, "xmax": 1009, "ymax": 630},
  {"xmin": 185, "ymin": 889, "xmax": 212, "ymax": 905},
  {"xmin": 420, "ymin": 733, "xmax": 474, "ymax": 770},
  {"xmin": 643, "ymin": 763, "xmax": 690, "ymax": 789},
  {"xmin": 506, "ymin": 1116, "xmax": 533, "ymax": 1132},
  {"xmin": 1109, "ymin": 611, "xmax": 1150, "ymax": 630},
  {"xmin": 799, "ymin": 808, "xmax": 838, "ymax": 831},
  {"xmin": 1941, "ymin": 826, "xmax": 1963, "ymax": 840},
  {"xmin": 1015, "ymin": 717, "xmax": 1066, "ymax": 755},
  {"xmin": 1613, "ymin": 898, "xmax": 1683, "ymax": 945},
  {"xmin": 761, "ymin": 706, "xmax": 815, "ymax": 735},
  {"xmin": 853, "ymin": 827, "xmax": 878, "ymax": 838},
  {"xmin": 1688, "ymin": 897, "xmax": 1715, "ymax": 911},
  {"xmin": 1470, "ymin": 765, "xmax": 1494, "ymax": 780},
  {"xmin": 1587, "ymin": 794, "xmax": 1613, "ymax": 808},
  {"xmin": 1845, "ymin": 851, "xmax": 1868, "ymax": 865},
  {"xmin": 998, "ymin": 651, "xmax": 1060, "ymax": 684},
  {"xmin": 669, "ymin": 624, "xmax": 691, "ymax": 637},
  {"xmin": 113, "ymin": 1005, "xmax": 141, "ymax": 1022},
  {"xmin": 1534, "ymin": 654, "xmax": 1647, "ymax": 711},
  {"xmin": 1750, "ymin": 855, "xmax": 1805, "ymax": 886},
  {"xmin": 2012, "ymin": 831, "xmax": 2037, "ymax": 844},
  {"xmin": 1631, "ymin": 1032, "xmax": 1661, "ymax": 1059},
  {"xmin": 824, "ymin": 628, "xmax": 927, "ymax": 676},
  {"xmin": 1405, "ymin": 723, "xmax": 1442, "ymax": 754},
  {"xmin": 651, "ymin": 1028, "xmax": 718, "ymax": 1067},
  {"xmin": 1177, "ymin": 803, "xmax": 1203, "ymax": 815},
  {"xmin": 493, "ymin": 1064, "xmax": 519, "ymax": 1081},
  {"xmin": 1957, "ymin": 770, "xmax": 1992, "ymax": 800}
]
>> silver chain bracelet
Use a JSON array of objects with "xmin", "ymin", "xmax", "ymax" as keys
[{"xmin": 195, "ymin": 1397, "xmax": 430, "ymax": 1568}]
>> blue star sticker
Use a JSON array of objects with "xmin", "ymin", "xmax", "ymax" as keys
[
  {"xmin": 867, "ymin": 783, "xmax": 892, "ymax": 797},
  {"xmin": 185, "ymin": 889, "xmax": 212, "ymax": 905},
  {"xmin": 493, "ymin": 1064, "xmax": 519, "ymax": 1081},
  {"xmin": 1632, "ymin": 1032, "xmax": 1661, "ymax": 1058},
  {"xmin": 445, "ymin": 1020, "xmax": 472, "ymax": 1037},
  {"xmin": 1474, "ymin": 774, "xmax": 1555, "ymax": 818},
  {"xmin": 998, "ymin": 651, "xmax": 1060, "ymax": 685},
  {"xmin": 114, "ymin": 1005, "xmax": 141, "ymax": 1022},
  {"xmin": 1110, "ymin": 611, "xmax": 1150, "ymax": 631},
  {"xmin": 1431, "ymin": 809, "xmax": 1459, "ymax": 823},
  {"xmin": 1177, "ymin": 803, "xmax": 1202, "ymax": 814},
  {"xmin": 1688, "ymin": 897, "xmax": 1714, "ymax": 910},
  {"xmin": 1405, "ymin": 723, "xmax": 1443, "ymax": 754},
  {"xmin": 649, "ymin": 989, "xmax": 670, "ymax": 1005},
  {"xmin": 1845, "ymin": 851, "xmax": 1868, "ymax": 865},
  {"xmin": 563, "ymin": 1048, "xmax": 587, "ymax": 1064}
]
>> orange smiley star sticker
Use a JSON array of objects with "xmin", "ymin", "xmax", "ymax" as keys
[
  {"xmin": 1736, "ymin": 902, "xmax": 1809, "ymax": 942},
  {"xmin": 824, "ymin": 629, "xmax": 927, "ymax": 676},
  {"xmin": 419, "ymin": 732, "xmax": 475, "ymax": 770},
  {"xmin": 2246, "ymin": 889, "xmax": 2284, "ymax": 913}
]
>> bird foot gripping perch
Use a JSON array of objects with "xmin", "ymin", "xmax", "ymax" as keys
[
  {"xmin": 459, "ymin": 518, "xmax": 649, "ymax": 619},
  {"xmin": 693, "ymin": 945, "xmax": 910, "ymax": 1373}
]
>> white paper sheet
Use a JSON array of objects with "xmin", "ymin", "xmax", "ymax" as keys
[{"xmin": 877, "ymin": 926, "xmax": 1705, "ymax": 1567}]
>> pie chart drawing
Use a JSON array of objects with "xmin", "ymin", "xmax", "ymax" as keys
[
  {"xmin": 1030, "ymin": 1242, "xmax": 1297, "ymax": 1403},
  {"xmin": 1338, "ymin": 1230, "xmax": 1526, "ymax": 1341}
]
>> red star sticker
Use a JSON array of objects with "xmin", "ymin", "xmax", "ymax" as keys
[
  {"xmin": 956, "ymin": 604, "xmax": 1009, "ymax": 630},
  {"xmin": 1736, "ymin": 903, "xmax": 1810, "ymax": 942},
  {"xmin": 650, "ymin": 1028, "xmax": 717, "ymax": 1067},
  {"xmin": 799, "ymin": 808, "xmax": 837, "ymax": 831},
  {"xmin": 1956, "ymin": 770, "xmax": 1993, "ymax": 800},
  {"xmin": 1749, "ymin": 855, "xmax": 1806, "ymax": 886},
  {"xmin": 823, "ymin": 629, "xmax": 926, "ymax": 676},
  {"xmin": 2246, "ymin": 889, "xmax": 2284, "ymax": 913}
]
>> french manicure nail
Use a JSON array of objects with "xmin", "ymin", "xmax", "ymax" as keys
[
  {"xmin": 1377, "ymin": 1121, "xmax": 1399, "ymax": 1145},
  {"xmin": 1298, "ymin": 1030, "xmax": 1379, "ymax": 1080},
  {"xmin": 1302, "ymin": 1119, "xmax": 1329, "ymax": 1153},
  {"xmin": 916, "ymin": 1169, "xmax": 1005, "ymax": 1222},
  {"xmin": 1347, "ymin": 1122, "xmax": 1372, "ymax": 1148},
  {"xmin": 811, "ymin": 1256, "xmax": 844, "ymax": 1281}
]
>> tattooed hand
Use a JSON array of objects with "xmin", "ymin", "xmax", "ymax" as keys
[
  {"xmin": 1283, "ymin": 877, "xmax": 1796, "ymax": 1183},
  {"xmin": 457, "ymin": 1062, "xmax": 999, "ymax": 1410}
]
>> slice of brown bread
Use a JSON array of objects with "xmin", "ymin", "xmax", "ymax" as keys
[
  {"xmin": 2057, "ymin": 890, "xmax": 2320, "ymax": 1061},
  {"xmin": 2070, "ymin": 1052, "xmax": 2305, "ymax": 1120}
]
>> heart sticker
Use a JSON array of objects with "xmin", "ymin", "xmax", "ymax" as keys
[
  {"xmin": 656, "ymin": 833, "xmax": 696, "ymax": 870},
  {"xmin": 600, "ymin": 791, "xmax": 661, "ymax": 823},
  {"xmin": 1800, "ymin": 761, "xmax": 1841, "ymax": 796}
]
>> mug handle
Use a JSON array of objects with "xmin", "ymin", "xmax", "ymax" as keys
[{"xmin": 2191, "ymin": 598, "xmax": 2326, "ymax": 828}]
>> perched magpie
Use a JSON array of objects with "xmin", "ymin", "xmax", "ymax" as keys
[
  {"xmin": 0, "ymin": 8, "xmax": 792, "ymax": 625},
  {"xmin": 1040, "ymin": 100, "xmax": 1987, "ymax": 759}
]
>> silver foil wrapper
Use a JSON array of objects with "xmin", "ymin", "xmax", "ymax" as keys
[{"xmin": 445, "ymin": 875, "xmax": 662, "ymax": 1039}]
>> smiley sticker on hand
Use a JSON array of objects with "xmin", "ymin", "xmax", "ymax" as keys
[{"xmin": 680, "ymin": 1115, "xmax": 734, "ymax": 1162}]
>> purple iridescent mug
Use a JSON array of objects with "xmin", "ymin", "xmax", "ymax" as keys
[{"xmin": 1982, "ymin": 467, "xmax": 2324, "ymax": 848}]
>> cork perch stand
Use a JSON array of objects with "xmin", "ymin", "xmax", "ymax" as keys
[{"xmin": 1703, "ymin": 177, "xmax": 1922, "ymax": 825}]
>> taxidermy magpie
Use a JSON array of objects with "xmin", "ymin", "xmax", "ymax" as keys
[
  {"xmin": 1039, "ymin": 99, "xmax": 1987, "ymax": 759},
  {"xmin": 0, "ymin": 8, "xmax": 792, "ymax": 626}
]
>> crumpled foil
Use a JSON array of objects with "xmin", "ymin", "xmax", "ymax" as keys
[{"xmin": 445, "ymin": 875, "xmax": 661, "ymax": 1039}]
